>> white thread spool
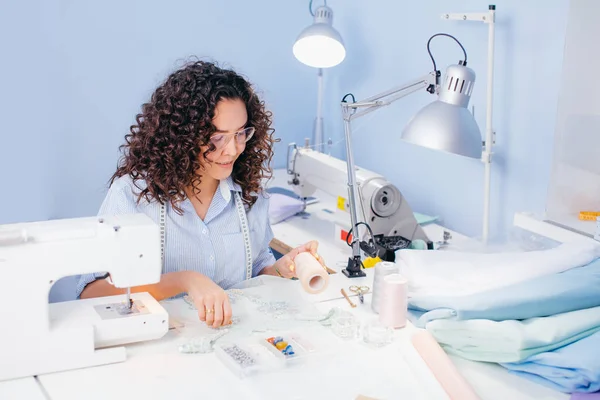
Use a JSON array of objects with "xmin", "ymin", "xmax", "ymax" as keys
[
  {"xmin": 379, "ymin": 273, "xmax": 408, "ymax": 329},
  {"xmin": 294, "ymin": 252, "xmax": 329, "ymax": 294},
  {"xmin": 371, "ymin": 261, "xmax": 399, "ymax": 314}
]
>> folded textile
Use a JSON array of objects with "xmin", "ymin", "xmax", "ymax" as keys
[
  {"xmin": 570, "ymin": 393, "xmax": 600, "ymax": 399},
  {"xmin": 502, "ymin": 331, "xmax": 600, "ymax": 394},
  {"xmin": 426, "ymin": 306, "xmax": 600, "ymax": 363},
  {"xmin": 409, "ymin": 258, "xmax": 600, "ymax": 327},
  {"xmin": 396, "ymin": 240, "xmax": 600, "ymax": 298},
  {"xmin": 413, "ymin": 212, "xmax": 439, "ymax": 225},
  {"xmin": 267, "ymin": 192, "xmax": 305, "ymax": 225}
]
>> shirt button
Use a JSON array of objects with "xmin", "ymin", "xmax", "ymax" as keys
[
  {"xmin": 210, "ymin": 255, "xmax": 214, "ymax": 261},
  {"xmin": 202, "ymin": 229, "xmax": 207, "ymax": 234}
]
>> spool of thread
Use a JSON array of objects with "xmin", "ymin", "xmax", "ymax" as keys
[
  {"xmin": 378, "ymin": 273, "xmax": 407, "ymax": 328},
  {"xmin": 371, "ymin": 261, "xmax": 400, "ymax": 314},
  {"xmin": 294, "ymin": 252, "xmax": 329, "ymax": 294},
  {"xmin": 411, "ymin": 330, "xmax": 480, "ymax": 400},
  {"xmin": 409, "ymin": 239, "xmax": 428, "ymax": 250}
]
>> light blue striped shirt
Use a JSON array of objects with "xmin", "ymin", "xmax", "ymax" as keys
[{"xmin": 75, "ymin": 175, "xmax": 276, "ymax": 298}]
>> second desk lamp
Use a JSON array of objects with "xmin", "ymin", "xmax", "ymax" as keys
[
  {"xmin": 340, "ymin": 6, "xmax": 496, "ymax": 278},
  {"xmin": 293, "ymin": 0, "xmax": 346, "ymax": 152}
]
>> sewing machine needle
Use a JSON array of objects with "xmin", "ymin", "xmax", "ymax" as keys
[{"xmin": 126, "ymin": 287, "xmax": 132, "ymax": 309}]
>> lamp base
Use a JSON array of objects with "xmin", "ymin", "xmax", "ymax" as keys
[{"xmin": 342, "ymin": 256, "xmax": 366, "ymax": 278}]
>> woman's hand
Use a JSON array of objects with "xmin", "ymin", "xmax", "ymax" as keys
[
  {"xmin": 271, "ymin": 240, "xmax": 327, "ymax": 278},
  {"xmin": 182, "ymin": 271, "xmax": 232, "ymax": 328}
]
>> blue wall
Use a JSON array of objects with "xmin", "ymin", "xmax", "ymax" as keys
[
  {"xmin": 323, "ymin": 0, "xmax": 569, "ymax": 241},
  {"xmin": 0, "ymin": 1, "xmax": 570, "ymax": 300},
  {"xmin": 0, "ymin": 0, "xmax": 320, "ymax": 225}
]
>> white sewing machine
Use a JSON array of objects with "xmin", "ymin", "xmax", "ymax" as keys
[
  {"xmin": 0, "ymin": 214, "xmax": 169, "ymax": 382},
  {"xmin": 287, "ymin": 145, "xmax": 431, "ymax": 256}
]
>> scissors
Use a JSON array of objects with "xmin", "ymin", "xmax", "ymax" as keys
[{"xmin": 349, "ymin": 285, "xmax": 370, "ymax": 304}]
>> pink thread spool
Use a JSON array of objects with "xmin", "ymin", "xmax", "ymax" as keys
[
  {"xmin": 371, "ymin": 261, "xmax": 399, "ymax": 314},
  {"xmin": 379, "ymin": 273, "xmax": 408, "ymax": 328}
]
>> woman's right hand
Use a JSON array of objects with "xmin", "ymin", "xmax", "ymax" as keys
[{"xmin": 182, "ymin": 271, "xmax": 232, "ymax": 328}]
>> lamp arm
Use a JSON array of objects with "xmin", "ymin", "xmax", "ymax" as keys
[
  {"xmin": 341, "ymin": 110, "xmax": 364, "ymax": 277},
  {"xmin": 344, "ymin": 71, "xmax": 438, "ymax": 121},
  {"xmin": 337, "ymin": 70, "xmax": 437, "ymax": 278}
]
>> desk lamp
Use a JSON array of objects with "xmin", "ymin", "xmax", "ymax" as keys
[
  {"xmin": 340, "ymin": 6, "xmax": 496, "ymax": 278},
  {"xmin": 293, "ymin": 0, "xmax": 346, "ymax": 152}
]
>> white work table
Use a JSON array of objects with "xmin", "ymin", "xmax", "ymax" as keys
[
  {"xmin": 36, "ymin": 277, "xmax": 451, "ymax": 400},
  {"xmin": 0, "ymin": 377, "xmax": 47, "ymax": 400},
  {"xmin": 11, "ymin": 169, "xmax": 570, "ymax": 400}
]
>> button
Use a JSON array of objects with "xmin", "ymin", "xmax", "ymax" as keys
[
  {"xmin": 202, "ymin": 229, "xmax": 207, "ymax": 235},
  {"xmin": 210, "ymin": 255, "xmax": 214, "ymax": 261}
]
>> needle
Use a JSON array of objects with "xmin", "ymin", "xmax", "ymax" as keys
[{"xmin": 126, "ymin": 287, "xmax": 132, "ymax": 309}]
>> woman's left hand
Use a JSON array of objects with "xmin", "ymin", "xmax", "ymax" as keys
[{"xmin": 270, "ymin": 240, "xmax": 327, "ymax": 279}]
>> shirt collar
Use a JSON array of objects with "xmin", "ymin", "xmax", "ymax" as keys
[{"xmin": 219, "ymin": 176, "xmax": 242, "ymax": 203}]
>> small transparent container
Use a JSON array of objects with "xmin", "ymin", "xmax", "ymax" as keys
[
  {"xmin": 330, "ymin": 312, "xmax": 360, "ymax": 339},
  {"xmin": 259, "ymin": 333, "xmax": 314, "ymax": 366},
  {"xmin": 362, "ymin": 319, "xmax": 394, "ymax": 347},
  {"xmin": 215, "ymin": 332, "xmax": 317, "ymax": 378},
  {"xmin": 214, "ymin": 342, "xmax": 264, "ymax": 378}
]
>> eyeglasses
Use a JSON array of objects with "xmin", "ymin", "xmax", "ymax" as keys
[{"xmin": 209, "ymin": 127, "xmax": 255, "ymax": 150}]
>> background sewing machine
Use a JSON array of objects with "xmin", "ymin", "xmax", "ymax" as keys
[
  {"xmin": 287, "ymin": 144, "xmax": 432, "ymax": 261},
  {"xmin": 0, "ymin": 214, "xmax": 169, "ymax": 381}
]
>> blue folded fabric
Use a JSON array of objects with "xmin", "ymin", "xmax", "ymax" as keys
[
  {"xmin": 501, "ymin": 331, "xmax": 600, "ymax": 393},
  {"xmin": 570, "ymin": 392, "xmax": 600, "ymax": 399},
  {"xmin": 409, "ymin": 258, "xmax": 600, "ymax": 327}
]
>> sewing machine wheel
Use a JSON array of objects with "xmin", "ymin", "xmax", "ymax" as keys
[{"xmin": 371, "ymin": 184, "xmax": 401, "ymax": 218}]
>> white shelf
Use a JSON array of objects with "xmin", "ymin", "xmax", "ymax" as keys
[
  {"xmin": 513, "ymin": 212, "xmax": 599, "ymax": 244},
  {"xmin": 545, "ymin": 212, "xmax": 598, "ymax": 237}
]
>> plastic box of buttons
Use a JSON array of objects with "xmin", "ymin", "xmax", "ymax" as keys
[
  {"xmin": 215, "ymin": 332, "xmax": 317, "ymax": 378},
  {"xmin": 259, "ymin": 333, "xmax": 316, "ymax": 366},
  {"xmin": 214, "ymin": 342, "xmax": 266, "ymax": 379}
]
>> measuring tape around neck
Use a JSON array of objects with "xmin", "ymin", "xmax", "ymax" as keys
[
  {"xmin": 233, "ymin": 192, "xmax": 253, "ymax": 281},
  {"xmin": 160, "ymin": 191, "xmax": 253, "ymax": 281}
]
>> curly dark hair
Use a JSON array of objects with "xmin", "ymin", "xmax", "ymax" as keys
[{"xmin": 110, "ymin": 60, "xmax": 276, "ymax": 213}]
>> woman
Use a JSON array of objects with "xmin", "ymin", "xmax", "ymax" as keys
[{"xmin": 76, "ymin": 60, "xmax": 324, "ymax": 327}]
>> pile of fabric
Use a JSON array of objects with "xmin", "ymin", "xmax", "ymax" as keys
[{"xmin": 397, "ymin": 240, "xmax": 600, "ymax": 395}]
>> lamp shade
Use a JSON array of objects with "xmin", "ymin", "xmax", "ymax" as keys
[
  {"xmin": 402, "ymin": 63, "xmax": 483, "ymax": 159},
  {"xmin": 293, "ymin": 6, "xmax": 346, "ymax": 68}
]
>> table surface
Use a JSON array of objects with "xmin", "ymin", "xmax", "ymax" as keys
[
  {"xmin": 264, "ymin": 168, "xmax": 570, "ymax": 400},
  {"xmin": 0, "ymin": 377, "xmax": 47, "ymax": 400},
  {"xmin": 9, "ymin": 169, "xmax": 570, "ymax": 400},
  {"xmin": 36, "ymin": 281, "xmax": 452, "ymax": 400}
]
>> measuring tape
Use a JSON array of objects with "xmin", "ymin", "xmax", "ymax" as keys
[
  {"xmin": 578, "ymin": 211, "xmax": 600, "ymax": 221},
  {"xmin": 160, "ymin": 191, "xmax": 253, "ymax": 281},
  {"xmin": 233, "ymin": 191, "xmax": 253, "ymax": 281}
]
